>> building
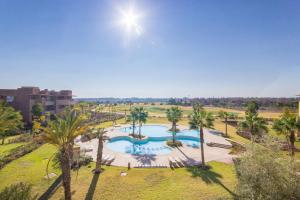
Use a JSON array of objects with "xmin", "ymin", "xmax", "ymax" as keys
[{"xmin": 0, "ymin": 87, "xmax": 73, "ymax": 124}]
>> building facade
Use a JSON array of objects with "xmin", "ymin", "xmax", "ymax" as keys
[{"xmin": 0, "ymin": 87, "xmax": 73, "ymax": 124}]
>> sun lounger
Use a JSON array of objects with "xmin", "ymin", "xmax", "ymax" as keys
[
  {"xmin": 105, "ymin": 155, "xmax": 115, "ymax": 165},
  {"xmin": 173, "ymin": 157, "xmax": 185, "ymax": 167},
  {"xmin": 168, "ymin": 157, "xmax": 178, "ymax": 168},
  {"xmin": 101, "ymin": 155, "xmax": 110, "ymax": 164}
]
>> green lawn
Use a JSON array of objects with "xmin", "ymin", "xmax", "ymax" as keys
[
  {"xmin": 0, "ymin": 144, "xmax": 60, "ymax": 197},
  {"xmin": 50, "ymin": 162, "xmax": 237, "ymax": 200}
]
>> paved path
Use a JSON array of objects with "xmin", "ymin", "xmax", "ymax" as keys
[{"xmin": 76, "ymin": 124, "xmax": 234, "ymax": 167}]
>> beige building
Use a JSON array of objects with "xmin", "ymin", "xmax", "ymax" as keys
[{"xmin": 0, "ymin": 87, "xmax": 73, "ymax": 124}]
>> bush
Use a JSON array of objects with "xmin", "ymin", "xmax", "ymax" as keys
[
  {"xmin": 8, "ymin": 134, "xmax": 32, "ymax": 144},
  {"xmin": 0, "ymin": 182, "xmax": 37, "ymax": 200},
  {"xmin": 234, "ymin": 138, "xmax": 300, "ymax": 200},
  {"xmin": 166, "ymin": 140, "xmax": 182, "ymax": 147},
  {"xmin": 73, "ymin": 153, "xmax": 93, "ymax": 168}
]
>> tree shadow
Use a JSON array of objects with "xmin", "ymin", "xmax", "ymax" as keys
[
  {"xmin": 186, "ymin": 166, "xmax": 236, "ymax": 197},
  {"xmin": 176, "ymin": 147, "xmax": 199, "ymax": 166},
  {"xmin": 84, "ymin": 173, "xmax": 100, "ymax": 200},
  {"xmin": 132, "ymin": 154, "xmax": 157, "ymax": 165}
]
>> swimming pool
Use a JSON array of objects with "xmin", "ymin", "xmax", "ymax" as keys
[{"xmin": 106, "ymin": 125, "xmax": 200, "ymax": 155}]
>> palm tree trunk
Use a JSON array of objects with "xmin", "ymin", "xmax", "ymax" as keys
[
  {"xmin": 172, "ymin": 122, "xmax": 176, "ymax": 144},
  {"xmin": 200, "ymin": 127, "xmax": 205, "ymax": 166},
  {"xmin": 139, "ymin": 123, "xmax": 142, "ymax": 139},
  {"xmin": 290, "ymin": 130, "xmax": 296, "ymax": 156},
  {"xmin": 132, "ymin": 122, "xmax": 135, "ymax": 135},
  {"xmin": 1, "ymin": 137, "xmax": 5, "ymax": 145},
  {"xmin": 60, "ymin": 150, "xmax": 72, "ymax": 200},
  {"xmin": 225, "ymin": 117, "xmax": 228, "ymax": 137},
  {"xmin": 95, "ymin": 134, "xmax": 103, "ymax": 173}
]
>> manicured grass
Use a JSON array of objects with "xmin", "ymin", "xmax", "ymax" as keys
[
  {"xmin": 0, "ymin": 142, "xmax": 27, "ymax": 156},
  {"xmin": 50, "ymin": 161, "xmax": 236, "ymax": 200},
  {"xmin": 0, "ymin": 144, "xmax": 60, "ymax": 197}
]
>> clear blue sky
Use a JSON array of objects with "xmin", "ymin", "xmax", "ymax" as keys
[{"xmin": 0, "ymin": 0, "xmax": 299, "ymax": 98}]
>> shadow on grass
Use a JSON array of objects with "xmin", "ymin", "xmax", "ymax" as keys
[
  {"xmin": 84, "ymin": 173, "xmax": 100, "ymax": 200},
  {"xmin": 186, "ymin": 166, "xmax": 236, "ymax": 197}
]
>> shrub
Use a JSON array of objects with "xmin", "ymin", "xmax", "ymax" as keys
[
  {"xmin": 8, "ymin": 134, "xmax": 32, "ymax": 144},
  {"xmin": 234, "ymin": 138, "xmax": 300, "ymax": 200},
  {"xmin": 0, "ymin": 182, "xmax": 37, "ymax": 200},
  {"xmin": 166, "ymin": 140, "xmax": 182, "ymax": 147}
]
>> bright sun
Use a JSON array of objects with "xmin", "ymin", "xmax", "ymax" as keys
[{"xmin": 119, "ymin": 6, "xmax": 143, "ymax": 36}]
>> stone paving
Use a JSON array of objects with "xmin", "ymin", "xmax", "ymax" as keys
[{"xmin": 76, "ymin": 124, "xmax": 234, "ymax": 167}]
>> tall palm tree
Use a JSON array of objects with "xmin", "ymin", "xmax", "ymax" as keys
[
  {"xmin": 0, "ymin": 102, "xmax": 23, "ymax": 144},
  {"xmin": 128, "ymin": 108, "xmax": 138, "ymax": 136},
  {"xmin": 238, "ymin": 102, "xmax": 268, "ymax": 140},
  {"xmin": 135, "ymin": 107, "xmax": 148, "ymax": 139},
  {"xmin": 166, "ymin": 107, "xmax": 183, "ymax": 144},
  {"xmin": 273, "ymin": 108, "xmax": 300, "ymax": 156},
  {"xmin": 189, "ymin": 107, "xmax": 214, "ymax": 167},
  {"xmin": 43, "ymin": 109, "xmax": 88, "ymax": 200},
  {"xmin": 93, "ymin": 128, "xmax": 107, "ymax": 173},
  {"xmin": 218, "ymin": 111, "xmax": 238, "ymax": 137}
]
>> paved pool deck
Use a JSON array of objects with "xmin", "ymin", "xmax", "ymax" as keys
[{"xmin": 76, "ymin": 124, "xmax": 235, "ymax": 167}]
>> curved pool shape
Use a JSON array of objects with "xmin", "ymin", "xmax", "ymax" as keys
[{"xmin": 106, "ymin": 125, "xmax": 200, "ymax": 155}]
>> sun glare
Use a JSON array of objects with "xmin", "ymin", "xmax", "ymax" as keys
[{"xmin": 119, "ymin": 6, "xmax": 143, "ymax": 36}]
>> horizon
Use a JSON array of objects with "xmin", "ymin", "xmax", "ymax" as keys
[{"xmin": 0, "ymin": 0, "xmax": 299, "ymax": 98}]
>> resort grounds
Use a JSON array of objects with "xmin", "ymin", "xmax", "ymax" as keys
[{"xmin": 0, "ymin": 103, "xmax": 300, "ymax": 199}]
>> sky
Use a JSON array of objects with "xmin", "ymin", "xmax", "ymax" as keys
[{"xmin": 0, "ymin": 0, "xmax": 299, "ymax": 98}]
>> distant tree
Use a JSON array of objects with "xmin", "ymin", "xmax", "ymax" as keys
[
  {"xmin": 273, "ymin": 108, "xmax": 300, "ymax": 156},
  {"xmin": 189, "ymin": 107, "xmax": 214, "ymax": 168},
  {"xmin": 135, "ymin": 107, "xmax": 148, "ymax": 139},
  {"xmin": 0, "ymin": 102, "xmax": 23, "ymax": 144},
  {"xmin": 31, "ymin": 103, "xmax": 43, "ymax": 118},
  {"xmin": 238, "ymin": 102, "xmax": 268, "ymax": 140},
  {"xmin": 0, "ymin": 182, "xmax": 37, "ymax": 200},
  {"xmin": 218, "ymin": 111, "xmax": 238, "ymax": 137},
  {"xmin": 234, "ymin": 139, "xmax": 300, "ymax": 200},
  {"xmin": 166, "ymin": 107, "xmax": 183, "ymax": 144}
]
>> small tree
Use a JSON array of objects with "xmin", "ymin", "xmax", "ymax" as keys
[
  {"xmin": 218, "ymin": 110, "xmax": 238, "ymax": 137},
  {"xmin": 93, "ymin": 128, "xmax": 107, "ymax": 174},
  {"xmin": 136, "ymin": 107, "xmax": 148, "ymax": 139},
  {"xmin": 128, "ymin": 109, "xmax": 138, "ymax": 136},
  {"xmin": 273, "ymin": 108, "xmax": 300, "ymax": 157},
  {"xmin": 234, "ymin": 138, "xmax": 300, "ymax": 200},
  {"xmin": 166, "ymin": 107, "xmax": 183, "ymax": 144},
  {"xmin": 0, "ymin": 102, "xmax": 23, "ymax": 145},
  {"xmin": 189, "ymin": 106, "xmax": 214, "ymax": 168},
  {"xmin": 0, "ymin": 182, "xmax": 37, "ymax": 200},
  {"xmin": 31, "ymin": 103, "xmax": 43, "ymax": 118},
  {"xmin": 238, "ymin": 101, "xmax": 268, "ymax": 140}
]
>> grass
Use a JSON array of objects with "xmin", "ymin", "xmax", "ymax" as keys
[
  {"xmin": 50, "ymin": 161, "xmax": 236, "ymax": 200},
  {"xmin": 0, "ymin": 144, "xmax": 60, "ymax": 197}
]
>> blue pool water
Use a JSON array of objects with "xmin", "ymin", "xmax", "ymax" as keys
[{"xmin": 106, "ymin": 125, "xmax": 200, "ymax": 155}]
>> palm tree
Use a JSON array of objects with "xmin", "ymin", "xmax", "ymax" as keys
[
  {"xmin": 189, "ymin": 107, "xmax": 214, "ymax": 167},
  {"xmin": 166, "ymin": 107, "xmax": 183, "ymax": 144},
  {"xmin": 128, "ymin": 108, "xmax": 138, "ymax": 136},
  {"xmin": 238, "ymin": 102, "xmax": 268, "ymax": 140},
  {"xmin": 135, "ymin": 107, "xmax": 148, "ymax": 139},
  {"xmin": 273, "ymin": 108, "xmax": 300, "ymax": 156},
  {"xmin": 93, "ymin": 128, "xmax": 107, "ymax": 173},
  {"xmin": 218, "ymin": 111, "xmax": 238, "ymax": 137},
  {"xmin": 43, "ymin": 109, "xmax": 88, "ymax": 200},
  {"xmin": 0, "ymin": 102, "xmax": 23, "ymax": 144}
]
